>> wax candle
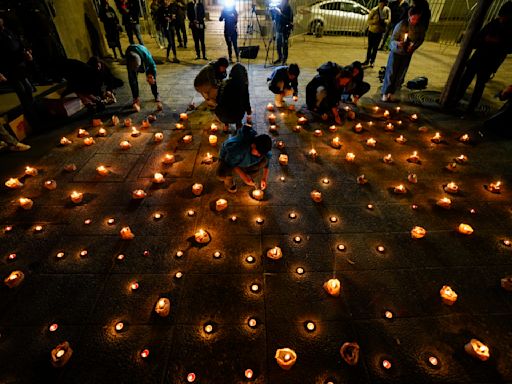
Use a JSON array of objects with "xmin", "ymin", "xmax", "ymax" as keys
[
  {"xmin": 155, "ymin": 297, "xmax": 171, "ymax": 317},
  {"xmin": 119, "ymin": 140, "xmax": 131, "ymax": 150},
  {"xmin": 132, "ymin": 189, "xmax": 146, "ymax": 199},
  {"xmin": 83, "ymin": 137, "xmax": 95, "ymax": 146},
  {"xmin": 458, "ymin": 223, "xmax": 473, "ymax": 235},
  {"xmin": 345, "ymin": 152, "xmax": 355, "ymax": 162},
  {"xmin": 60, "ymin": 137, "xmax": 72, "ymax": 145},
  {"xmin": 353, "ymin": 123, "xmax": 363, "ymax": 133},
  {"xmin": 153, "ymin": 173, "xmax": 165, "ymax": 184},
  {"xmin": 153, "ymin": 132, "xmax": 164, "ymax": 143},
  {"xmin": 407, "ymin": 151, "xmax": 420, "ymax": 163},
  {"xmin": 78, "ymin": 129, "xmax": 89, "ymax": 137},
  {"xmin": 331, "ymin": 137, "xmax": 342, "ymax": 149},
  {"xmin": 194, "ymin": 229, "xmax": 210, "ymax": 243},
  {"xmin": 50, "ymin": 341, "xmax": 73, "ymax": 367},
  {"xmin": 486, "ymin": 181, "xmax": 501, "ymax": 193},
  {"xmin": 444, "ymin": 182, "xmax": 459, "ymax": 194},
  {"xmin": 216, "ymin": 199, "xmax": 228, "ymax": 211},
  {"xmin": 96, "ymin": 165, "xmax": 109, "ymax": 176},
  {"xmin": 411, "ymin": 226, "xmax": 427, "ymax": 239},
  {"xmin": 279, "ymin": 154, "xmax": 288, "ymax": 165},
  {"xmin": 339, "ymin": 342, "xmax": 360, "ymax": 366},
  {"xmin": 395, "ymin": 135, "xmax": 407, "ymax": 144},
  {"xmin": 324, "ymin": 278, "xmax": 341, "ymax": 296},
  {"xmin": 266, "ymin": 246, "xmax": 282, "ymax": 260},
  {"xmin": 383, "ymin": 154, "xmax": 393, "ymax": 164},
  {"xmin": 366, "ymin": 138, "xmax": 376, "ymax": 147},
  {"xmin": 252, "ymin": 189, "xmax": 264, "ymax": 201},
  {"xmin": 162, "ymin": 154, "xmax": 175, "ymax": 164},
  {"xmin": 120, "ymin": 226, "xmax": 135, "ymax": 240},
  {"xmin": 182, "ymin": 135, "xmax": 193, "ymax": 144},
  {"xmin": 25, "ymin": 166, "xmax": 38, "ymax": 176},
  {"xmin": 440, "ymin": 285, "xmax": 458, "ymax": 305},
  {"xmin": 310, "ymin": 190, "xmax": 322, "ymax": 203},
  {"xmin": 464, "ymin": 339, "xmax": 490, "ymax": 361},
  {"xmin": 70, "ymin": 191, "xmax": 83, "ymax": 204},
  {"xmin": 436, "ymin": 197, "xmax": 452, "ymax": 209},
  {"xmin": 5, "ymin": 178, "xmax": 23, "ymax": 189},
  {"xmin": 209, "ymin": 135, "xmax": 218, "ymax": 146},
  {"xmin": 192, "ymin": 183, "xmax": 203, "ymax": 196},
  {"xmin": 431, "ymin": 132, "xmax": 442, "ymax": 144},
  {"xmin": 274, "ymin": 348, "xmax": 297, "ymax": 370}
]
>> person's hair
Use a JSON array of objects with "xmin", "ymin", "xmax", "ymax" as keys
[
  {"xmin": 229, "ymin": 63, "xmax": 248, "ymax": 85},
  {"xmin": 216, "ymin": 57, "xmax": 229, "ymax": 68},
  {"xmin": 499, "ymin": 1, "xmax": 512, "ymax": 17},
  {"xmin": 253, "ymin": 134, "xmax": 272, "ymax": 155},
  {"xmin": 338, "ymin": 66, "xmax": 353, "ymax": 79},
  {"xmin": 126, "ymin": 52, "xmax": 141, "ymax": 68},
  {"xmin": 350, "ymin": 61, "xmax": 362, "ymax": 72},
  {"xmin": 408, "ymin": 6, "xmax": 422, "ymax": 16},
  {"xmin": 288, "ymin": 63, "xmax": 300, "ymax": 77}
]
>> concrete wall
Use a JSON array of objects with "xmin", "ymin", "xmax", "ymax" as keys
[{"xmin": 52, "ymin": 0, "xmax": 108, "ymax": 61}]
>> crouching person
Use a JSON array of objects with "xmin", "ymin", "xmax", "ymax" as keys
[
  {"xmin": 217, "ymin": 124, "xmax": 272, "ymax": 193},
  {"xmin": 125, "ymin": 44, "xmax": 160, "ymax": 111},
  {"xmin": 194, "ymin": 57, "xmax": 229, "ymax": 108},
  {"xmin": 267, "ymin": 63, "xmax": 300, "ymax": 107}
]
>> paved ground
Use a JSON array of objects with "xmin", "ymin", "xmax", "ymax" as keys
[{"xmin": 1, "ymin": 30, "xmax": 512, "ymax": 384}]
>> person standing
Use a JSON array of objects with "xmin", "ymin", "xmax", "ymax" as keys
[
  {"xmin": 187, "ymin": 0, "xmax": 206, "ymax": 59},
  {"xmin": 219, "ymin": 1, "xmax": 239, "ymax": 63},
  {"xmin": 125, "ymin": 44, "xmax": 161, "ymax": 110},
  {"xmin": 267, "ymin": 64, "xmax": 300, "ymax": 107},
  {"xmin": 381, "ymin": 7, "xmax": 425, "ymax": 102},
  {"xmin": 158, "ymin": 0, "xmax": 180, "ymax": 63},
  {"xmin": 150, "ymin": 0, "xmax": 166, "ymax": 49},
  {"xmin": 272, "ymin": 0, "xmax": 293, "ymax": 65},
  {"xmin": 364, "ymin": 0, "xmax": 391, "ymax": 67},
  {"xmin": 0, "ymin": 17, "xmax": 37, "ymax": 132},
  {"xmin": 116, "ymin": 0, "xmax": 144, "ymax": 45},
  {"xmin": 454, "ymin": 2, "xmax": 512, "ymax": 113},
  {"xmin": 99, "ymin": 0, "xmax": 124, "ymax": 60},
  {"xmin": 175, "ymin": 0, "xmax": 188, "ymax": 48},
  {"xmin": 379, "ymin": 0, "xmax": 408, "ymax": 50}
]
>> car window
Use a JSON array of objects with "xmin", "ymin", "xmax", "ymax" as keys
[
  {"xmin": 319, "ymin": 2, "xmax": 339, "ymax": 10},
  {"xmin": 339, "ymin": 2, "xmax": 354, "ymax": 12}
]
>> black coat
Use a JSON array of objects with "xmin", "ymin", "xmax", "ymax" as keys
[{"xmin": 187, "ymin": 1, "xmax": 205, "ymax": 27}]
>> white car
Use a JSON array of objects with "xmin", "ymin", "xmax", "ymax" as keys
[{"xmin": 296, "ymin": 0, "xmax": 370, "ymax": 35}]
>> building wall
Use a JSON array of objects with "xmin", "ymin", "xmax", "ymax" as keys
[{"xmin": 52, "ymin": 0, "xmax": 108, "ymax": 61}]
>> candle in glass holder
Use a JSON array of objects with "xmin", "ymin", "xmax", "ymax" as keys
[
  {"xmin": 119, "ymin": 140, "xmax": 131, "ymax": 150},
  {"xmin": 175, "ymin": 123, "xmax": 184, "ymax": 130},
  {"xmin": 194, "ymin": 228, "xmax": 210, "ymax": 243},
  {"xmin": 324, "ymin": 278, "xmax": 341, "ymax": 296},
  {"xmin": 297, "ymin": 116, "xmax": 307, "ymax": 125},
  {"xmin": 329, "ymin": 125, "xmax": 337, "ymax": 132},
  {"xmin": 210, "ymin": 123, "xmax": 218, "ymax": 132},
  {"xmin": 340, "ymin": 342, "xmax": 360, "ymax": 366},
  {"xmin": 266, "ymin": 103, "xmax": 274, "ymax": 111},
  {"xmin": 180, "ymin": 112, "xmax": 188, "ymax": 121},
  {"xmin": 431, "ymin": 132, "xmax": 442, "ymax": 144},
  {"xmin": 331, "ymin": 137, "xmax": 342, "ymax": 149},
  {"xmin": 455, "ymin": 154, "xmax": 468, "ymax": 164},
  {"xmin": 385, "ymin": 123, "xmax": 395, "ymax": 132},
  {"xmin": 268, "ymin": 113, "xmax": 276, "ymax": 124},
  {"xmin": 440, "ymin": 285, "xmax": 458, "ymax": 305},
  {"xmin": 407, "ymin": 173, "xmax": 418, "ymax": 184},
  {"xmin": 279, "ymin": 154, "xmax": 288, "ymax": 165},
  {"xmin": 395, "ymin": 135, "xmax": 407, "ymax": 144},
  {"xmin": 162, "ymin": 153, "xmax": 175, "ymax": 164},
  {"xmin": 83, "ymin": 137, "xmax": 95, "ymax": 146},
  {"xmin": 311, "ymin": 190, "xmax": 322, "ymax": 203},
  {"xmin": 24, "ymin": 166, "xmax": 38, "ymax": 176},
  {"xmin": 444, "ymin": 182, "xmax": 459, "ymax": 194},
  {"xmin": 446, "ymin": 162, "xmax": 457, "ymax": 172},
  {"xmin": 192, "ymin": 183, "xmax": 203, "ymax": 196},
  {"xmin": 70, "ymin": 191, "xmax": 83, "ymax": 204},
  {"xmin": 132, "ymin": 189, "xmax": 146, "ymax": 199},
  {"xmin": 17, "ymin": 197, "xmax": 33, "ymax": 210},
  {"xmin": 50, "ymin": 341, "xmax": 73, "ymax": 367},
  {"xmin": 209, "ymin": 135, "xmax": 218, "ymax": 146},
  {"xmin": 60, "ymin": 137, "xmax": 72, "ymax": 146},
  {"xmin": 269, "ymin": 124, "xmax": 278, "ymax": 133},
  {"xmin": 464, "ymin": 339, "xmax": 490, "ymax": 361},
  {"xmin": 96, "ymin": 165, "xmax": 109, "ymax": 176},
  {"xmin": 5, "ymin": 178, "xmax": 23, "ymax": 189},
  {"xmin": 4, "ymin": 270, "xmax": 24, "ymax": 288},
  {"xmin": 366, "ymin": 138, "xmax": 376, "ymax": 147},
  {"xmin": 155, "ymin": 297, "xmax": 171, "ymax": 317},
  {"xmin": 345, "ymin": 152, "xmax": 355, "ymax": 162},
  {"xmin": 393, "ymin": 184, "xmax": 407, "ymax": 194},
  {"xmin": 383, "ymin": 154, "xmax": 393, "ymax": 164},
  {"xmin": 153, "ymin": 132, "xmax": 164, "ymax": 143},
  {"xmin": 120, "ymin": 226, "xmax": 135, "ymax": 240},
  {"xmin": 78, "ymin": 128, "xmax": 89, "ymax": 138},
  {"xmin": 252, "ymin": 189, "xmax": 264, "ymax": 201},
  {"xmin": 275, "ymin": 348, "xmax": 297, "ymax": 370},
  {"xmin": 486, "ymin": 181, "xmax": 501, "ymax": 193},
  {"xmin": 216, "ymin": 198, "xmax": 228, "ymax": 211},
  {"xmin": 182, "ymin": 135, "xmax": 193, "ymax": 144},
  {"xmin": 411, "ymin": 226, "xmax": 427, "ymax": 239},
  {"xmin": 459, "ymin": 134, "xmax": 470, "ymax": 143},
  {"xmin": 501, "ymin": 276, "xmax": 512, "ymax": 291},
  {"xmin": 458, "ymin": 223, "xmax": 473, "ymax": 235},
  {"xmin": 309, "ymin": 148, "xmax": 318, "ymax": 160},
  {"xmin": 353, "ymin": 123, "xmax": 363, "ymax": 133},
  {"xmin": 124, "ymin": 118, "xmax": 132, "ymax": 127},
  {"xmin": 153, "ymin": 173, "xmax": 165, "ymax": 184},
  {"xmin": 436, "ymin": 197, "xmax": 452, "ymax": 209},
  {"xmin": 266, "ymin": 246, "xmax": 282, "ymax": 260},
  {"xmin": 357, "ymin": 174, "xmax": 368, "ymax": 185}
]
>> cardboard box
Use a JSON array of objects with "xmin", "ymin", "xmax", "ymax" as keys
[{"xmin": 43, "ymin": 92, "xmax": 84, "ymax": 117}]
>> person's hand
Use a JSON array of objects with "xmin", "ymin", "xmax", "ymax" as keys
[
  {"xmin": 260, "ymin": 179, "xmax": 267, "ymax": 190},
  {"xmin": 246, "ymin": 115, "xmax": 252, "ymax": 124},
  {"xmin": 293, "ymin": 95, "xmax": 298, "ymax": 102},
  {"xmin": 406, "ymin": 45, "xmax": 414, "ymax": 54},
  {"xmin": 147, "ymin": 74, "xmax": 156, "ymax": 85},
  {"xmin": 347, "ymin": 110, "xmax": 356, "ymax": 120},
  {"xmin": 0, "ymin": 73, "xmax": 7, "ymax": 82},
  {"xmin": 24, "ymin": 49, "xmax": 33, "ymax": 61}
]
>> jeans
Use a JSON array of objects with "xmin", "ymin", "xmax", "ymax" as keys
[
  {"xmin": 366, "ymin": 31, "xmax": 383, "ymax": 64},
  {"xmin": 176, "ymin": 21, "xmax": 187, "ymax": 46},
  {"xmin": 382, "ymin": 51, "xmax": 412, "ymax": 95},
  {"xmin": 127, "ymin": 69, "xmax": 158, "ymax": 100},
  {"xmin": 224, "ymin": 30, "xmax": 239, "ymax": 60},
  {"xmin": 276, "ymin": 30, "xmax": 290, "ymax": 62},
  {"xmin": 456, "ymin": 55, "xmax": 494, "ymax": 112},
  {"xmin": 165, "ymin": 27, "xmax": 178, "ymax": 58},
  {"xmin": 191, "ymin": 27, "xmax": 206, "ymax": 58},
  {"xmin": 126, "ymin": 23, "xmax": 143, "ymax": 45}
]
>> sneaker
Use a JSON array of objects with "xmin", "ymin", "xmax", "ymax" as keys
[
  {"xmin": 155, "ymin": 95, "xmax": 161, "ymax": 103},
  {"xmin": 10, "ymin": 142, "xmax": 31, "ymax": 152},
  {"xmin": 171, "ymin": 57, "xmax": 180, "ymax": 63},
  {"xmin": 369, "ymin": 63, "xmax": 374, "ymax": 68},
  {"xmin": 194, "ymin": 56, "xmax": 201, "ymax": 60},
  {"xmin": 225, "ymin": 181, "xmax": 237, "ymax": 193},
  {"xmin": 381, "ymin": 94, "xmax": 389, "ymax": 102},
  {"xmin": 273, "ymin": 58, "xmax": 282, "ymax": 64}
]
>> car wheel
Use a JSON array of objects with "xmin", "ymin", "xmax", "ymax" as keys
[{"xmin": 309, "ymin": 20, "xmax": 324, "ymax": 37}]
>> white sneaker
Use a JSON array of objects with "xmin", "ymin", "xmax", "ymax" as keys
[{"xmin": 381, "ymin": 94, "xmax": 389, "ymax": 102}]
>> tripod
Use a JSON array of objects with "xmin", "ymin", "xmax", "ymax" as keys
[{"xmin": 243, "ymin": 4, "xmax": 273, "ymax": 67}]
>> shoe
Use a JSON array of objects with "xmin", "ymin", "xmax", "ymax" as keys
[
  {"xmin": 229, "ymin": 56, "xmax": 234, "ymax": 63},
  {"xmin": 10, "ymin": 142, "xmax": 31, "ymax": 152},
  {"xmin": 369, "ymin": 63, "xmax": 374, "ymax": 68},
  {"xmin": 273, "ymin": 58, "xmax": 282, "ymax": 64},
  {"xmin": 155, "ymin": 95, "xmax": 161, "ymax": 102},
  {"xmin": 377, "ymin": 47, "xmax": 384, "ymax": 51},
  {"xmin": 194, "ymin": 56, "xmax": 200, "ymax": 60},
  {"xmin": 172, "ymin": 57, "xmax": 180, "ymax": 63},
  {"xmin": 381, "ymin": 94, "xmax": 389, "ymax": 102},
  {"xmin": 184, "ymin": 44, "xmax": 187, "ymax": 48},
  {"xmin": 178, "ymin": 44, "xmax": 184, "ymax": 48},
  {"xmin": 202, "ymin": 56, "xmax": 208, "ymax": 60}
]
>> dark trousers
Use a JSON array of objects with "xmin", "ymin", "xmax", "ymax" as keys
[
  {"xmin": 217, "ymin": 157, "xmax": 268, "ymax": 179},
  {"xmin": 382, "ymin": 51, "xmax": 412, "ymax": 95},
  {"xmin": 379, "ymin": 22, "xmax": 395, "ymax": 49},
  {"xmin": 126, "ymin": 23, "xmax": 144, "ymax": 45},
  {"xmin": 456, "ymin": 56, "xmax": 494, "ymax": 112},
  {"xmin": 165, "ymin": 27, "xmax": 178, "ymax": 58},
  {"xmin": 483, "ymin": 100, "xmax": 511, "ymax": 137},
  {"xmin": 276, "ymin": 30, "xmax": 290, "ymax": 62},
  {"xmin": 224, "ymin": 30, "xmax": 239, "ymax": 60},
  {"xmin": 176, "ymin": 21, "xmax": 187, "ymax": 46},
  {"xmin": 10, "ymin": 76, "xmax": 37, "ymax": 126},
  {"xmin": 191, "ymin": 27, "xmax": 206, "ymax": 57},
  {"xmin": 128, "ymin": 69, "xmax": 158, "ymax": 100},
  {"xmin": 366, "ymin": 31, "xmax": 383, "ymax": 64}
]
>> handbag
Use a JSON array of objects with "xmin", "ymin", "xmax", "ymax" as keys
[{"xmin": 240, "ymin": 45, "xmax": 260, "ymax": 59}]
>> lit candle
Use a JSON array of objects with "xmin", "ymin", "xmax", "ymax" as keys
[
  {"xmin": 377, "ymin": 245, "xmax": 385, "ymax": 253},
  {"xmin": 384, "ymin": 310, "xmax": 393, "ymax": 319},
  {"xmin": 266, "ymin": 103, "xmax": 274, "ymax": 111},
  {"xmin": 464, "ymin": 339, "xmax": 490, "ymax": 361},
  {"xmin": 310, "ymin": 190, "xmax": 322, "ymax": 203},
  {"xmin": 70, "ymin": 191, "xmax": 83, "ymax": 204},
  {"xmin": 275, "ymin": 348, "xmax": 297, "ymax": 370},
  {"xmin": 276, "ymin": 140, "xmax": 285, "ymax": 149},
  {"xmin": 115, "ymin": 322, "xmax": 124, "ymax": 332},
  {"xmin": 373, "ymin": 106, "xmax": 380, "ymax": 112},
  {"xmin": 244, "ymin": 369, "xmax": 253, "ymax": 379},
  {"xmin": 353, "ymin": 123, "xmax": 363, "ymax": 133},
  {"xmin": 83, "ymin": 137, "xmax": 95, "ymax": 146},
  {"xmin": 455, "ymin": 154, "xmax": 468, "ymax": 164},
  {"xmin": 96, "ymin": 165, "xmax": 109, "ymax": 176},
  {"xmin": 42, "ymin": 179, "xmax": 57, "ymax": 190},
  {"xmin": 209, "ymin": 135, "xmax": 218, "ymax": 146},
  {"xmin": 305, "ymin": 321, "xmax": 316, "ymax": 332},
  {"xmin": 408, "ymin": 173, "xmax": 418, "ymax": 184},
  {"xmin": 119, "ymin": 140, "xmax": 131, "ymax": 150},
  {"xmin": 140, "ymin": 349, "xmax": 149, "ymax": 359},
  {"xmin": 431, "ymin": 132, "xmax": 442, "ymax": 144},
  {"xmin": 112, "ymin": 115, "xmax": 120, "ymax": 125},
  {"xmin": 440, "ymin": 285, "xmax": 458, "ymax": 305},
  {"xmin": 204, "ymin": 323, "xmax": 213, "ymax": 333},
  {"xmin": 322, "ymin": 178, "xmax": 329, "ymax": 184},
  {"xmin": 182, "ymin": 135, "xmax": 193, "ymax": 144},
  {"xmin": 329, "ymin": 125, "xmax": 337, "ymax": 132},
  {"xmin": 153, "ymin": 132, "xmax": 164, "ymax": 143},
  {"xmin": 50, "ymin": 341, "xmax": 73, "ymax": 367},
  {"xmin": 268, "ymin": 113, "xmax": 276, "ymax": 124},
  {"xmin": 269, "ymin": 124, "xmax": 278, "ymax": 133},
  {"xmin": 107, "ymin": 218, "xmax": 115, "ymax": 225},
  {"xmin": 383, "ymin": 109, "xmax": 390, "ymax": 118},
  {"xmin": 210, "ymin": 123, "xmax": 218, "ymax": 132},
  {"xmin": 215, "ymin": 199, "xmax": 228, "ymax": 211},
  {"xmin": 266, "ymin": 246, "xmax": 283, "ymax": 260},
  {"xmin": 153, "ymin": 173, "xmax": 165, "ymax": 184},
  {"xmin": 187, "ymin": 209, "xmax": 195, "ymax": 217},
  {"xmin": 445, "ymin": 162, "xmax": 457, "ymax": 172},
  {"xmin": 404, "ymin": 33, "xmax": 408, "ymax": 41},
  {"xmin": 339, "ymin": 342, "xmax": 360, "ymax": 366},
  {"xmin": 130, "ymin": 282, "xmax": 139, "ymax": 291},
  {"xmin": 132, "ymin": 189, "xmax": 146, "ymax": 199},
  {"xmin": 410, "ymin": 226, "xmax": 427, "ymax": 239},
  {"xmin": 293, "ymin": 125, "xmax": 301, "ymax": 132},
  {"xmin": 458, "ymin": 223, "xmax": 473, "ymax": 235},
  {"xmin": 24, "ymin": 166, "xmax": 38, "ymax": 176},
  {"xmin": 49, "ymin": 323, "xmax": 58, "ymax": 332},
  {"xmin": 345, "ymin": 152, "xmax": 355, "ymax": 162},
  {"xmin": 309, "ymin": 148, "xmax": 318, "ymax": 159},
  {"xmin": 297, "ymin": 116, "xmax": 307, "ymax": 125},
  {"xmin": 393, "ymin": 184, "xmax": 407, "ymax": 194},
  {"xmin": 194, "ymin": 229, "xmax": 210, "ymax": 243},
  {"xmin": 4, "ymin": 270, "xmax": 24, "ymax": 288},
  {"xmin": 366, "ymin": 138, "xmax": 376, "ymax": 147},
  {"xmin": 459, "ymin": 134, "xmax": 470, "ymax": 143},
  {"xmin": 436, "ymin": 197, "xmax": 452, "ymax": 209},
  {"xmin": 323, "ymin": 278, "xmax": 341, "ymax": 296},
  {"xmin": 98, "ymin": 128, "xmax": 107, "ymax": 137},
  {"xmin": 175, "ymin": 123, "xmax": 184, "ymax": 130},
  {"xmin": 444, "ymin": 182, "xmax": 459, "ymax": 194},
  {"xmin": 191, "ymin": 183, "xmax": 203, "ymax": 196},
  {"xmin": 278, "ymin": 154, "xmax": 288, "ymax": 165},
  {"xmin": 296, "ymin": 267, "xmax": 304, "ymax": 274},
  {"xmin": 60, "ymin": 137, "xmax": 72, "ymax": 145},
  {"xmin": 382, "ymin": 360, "xmax": 392, "ymax": 369},
  {"xmin": 501, "ymin": 276, "xmax": 512, "ymax": 291},
  {"xmin": 396, "ymin": 106, "xmax": 401, "ymax": 113},
  {"xmin": 154, "ymin": 297, "xmax": 171, "ymax": 317},
  {"xmin": 120, "ymin": 226, "xmax": 135, "ymax": 240},
  {"xmin": 385, "ymin": 123, "xmax": 395, "ymax": 132},
  {"xmin": 395, "ymin": 135, "xmax": 406, "ymax": 144},
  {"xmin": 357, "ymin": 174, "xmax": 368, "ymax": 185},
  {"xmin": 203, "ymin": 152, "xmax": 213, "ymax": 164},
  {"xmin": 5, "ymin": 178, "xmax": 23, "ymax": 189},
  {"xmin": 141, "ymin": 119, "xmax": 150, "ymax": 128},
  {"xmin": 407, "ymin": 151, "xmax": 420, "ymax": 163},
  {"xmin": 383, "ymin": 154, "xmax": 393, "ymax": 164},
  {"xmin": 331, "ymin": 137, "xmax": 342, "ymax": 149},
  {"xmin": 180, "ymin": 112, "xmax": 188, "ymax": 121},
  {"xmin": 124, "ymin": 118, "xmax": 132, "ymax": 127},
  {"xmin": 252, "ymin": 189, "xmax": 264, "ymax": 201},
  {"xmin": 410, "ymin": 113, "xmax": 418, "ymax": 121},
  {"xmin": 162, "ymin": 154, "xmax": 175, "ymax": 165},
  {"xmin": 186, "ymin": 373, "xmax": 196, "ymax": 382},
  {"xmin": 77, "ymin": 129, "xmax": 89, "ymax": 138},
  {"xmin": 486, "ymin": 181, "xmax": 501, "ymax": 193},
  {"xmin": 92, "ymin": 118, "xmax": 102, "ymax": 127},
  {"xmin": 131, "ymin": 127, "xmax": 140, "ymax": 137}
]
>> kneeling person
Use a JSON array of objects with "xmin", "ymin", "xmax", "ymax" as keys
[
  {"xmin": 267, "ymin": 63, "xmax": 300, "ymax": 107},
  {"xmin": 217, "ymin": 125, "xmax": 272, "ymax": 193}
]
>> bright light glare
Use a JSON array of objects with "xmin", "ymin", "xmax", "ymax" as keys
[{"xmin": 224, "ymin": 0, "xmax": 234, "ymax": 7}]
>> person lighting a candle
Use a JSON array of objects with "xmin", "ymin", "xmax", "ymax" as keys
[
  {"xmin": 193, "ymin": 57, "xmax": 229, "ymax": 109},
  {"xmin": 267, "ymin": 64, "xmax": 300, "ymax": 108},
  {"xmin": 125, "ymin": 44, "xmax": 161, "ymax": 111},
  {"xmin": 217, "ymin": 124, "xmax": 272, "ymax": 193}
]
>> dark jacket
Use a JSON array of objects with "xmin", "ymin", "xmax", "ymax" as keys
[
  {"xmin": 158, "ymin": 3, "xmax": 179, "ymax": 30},
  {"xmin": 220, "ymin": 125, "xmax": 271, "ymax": 168},
  {"xmin": 469, "ymin": 18, "xmax": 512, "ymax": 73},
  {"xmin": 60, "ymin": 59, "xmax": 123, "ymax": 96},
  {"xmin": 187, "ymin": 0, "xmax": 205, "ymax": 28},
  {"xmin": 215, "ymin": 64, "xmax": 251, "ymax": 124},
  {"xmin": 267, "ymin": 66, "xmax": 298, "ymax": 95},
  {"xmin": 0, "ymin": 27, "xmax": 27, "ymax": 78},
  {"xmin": 194, "ymin": 60, "xmax": 227, "ymax": 90},
  {"xmin": 273, "ymin": 3, "xmax": 293, "ymax": 33},
  {"xmin": 219, "ymin": 6, "xmax": 238, "ymax": 34},
  {"xmin": 306, "ymin": 61, "xmax": 343, "ymax": 113},
  {"xmin": 115, "ymin": 0, "xmax": 141, "ymax": 25},
  {"xmin": 99, "ymin": 4, "xmax": 121, "ymax": 47}
]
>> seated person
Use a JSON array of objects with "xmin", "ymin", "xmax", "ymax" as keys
[
  {"xmin": 217, "ymin": 124, "xmax": 272, "ymax": 193},
  {"xmin": 215, "ymin": 63, "xmax": 251, "ymax": 131},
  {"xmin": 125, "ymin": 44, "xmax": 160, "ymax": 111},
  {"xmin": 482, "ymin": 84, "xmax": 512, "ymax": 138},
  {"xmin": 306, "ymin": 62, "xmax": 353, "ymax": 125},
  {"xmin": 267, "ymin": 63, "xmax": 300, "ymax": 107},
  {"xmin": 342, "ymin": 61, "xmax": 370, "ymax": 105},
  {"xmin": 0, "ymin": 125, "xmax": 30, "ymax": 152},
  {"xmin": 193, "ymin": 57, "xmax": 229, "ymax": 108},
  {"xmin": 59, "ymin": 58, "xmax": 123, "ymax": 111}
]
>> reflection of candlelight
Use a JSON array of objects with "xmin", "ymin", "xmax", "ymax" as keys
[
  {"xmin": 440, "ymin": 285, "xmax": 458, "ymax": 305},
  {"xmin": 464, "ymin": 339, "xmax": 490, "ymax": 361}
]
